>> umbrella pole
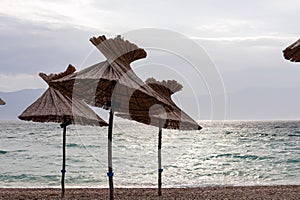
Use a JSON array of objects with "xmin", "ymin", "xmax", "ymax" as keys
[
  {"xmin": 158, "ymin": 119, "xmax": 163, "ymax": 196},
  {"xmin": 61, "ymin": 121, "xmax": 67, "ymax": 198},
  {"xmin": 107, "ymin": 107, "xmax": 114, "ymax": 200},
  {"xmin": 60, "ymin": 118, "xmax": 71, "ymax": 198}
]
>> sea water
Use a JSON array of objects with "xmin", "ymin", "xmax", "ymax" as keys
[{"xmin": 0, "ymin": 120, "xmax": 299, "ymax": 188}]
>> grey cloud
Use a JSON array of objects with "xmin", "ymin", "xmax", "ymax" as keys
[{"xmin": 0, "ymin": 16, "xmax": 106, "ymax": 74}]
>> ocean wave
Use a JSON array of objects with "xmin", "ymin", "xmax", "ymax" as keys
[
  {"xmin": 1, "ymin": 120, "xmax": 300, "ymax": 187},
  {"xmin": 0, "ymin": 150, "xmax": 8, "ymax": 154},
  {"xmin": 288, "ymin": 133, "xmax": 300, "ymax": 137},
  {"xmin": 67, "ymin": 143, "xmax": 81, "ymax": 147}
]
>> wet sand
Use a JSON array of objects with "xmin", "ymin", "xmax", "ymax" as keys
[{"xmin": 0, "ymin": 185, "xmax": 299, "ymax": 199}]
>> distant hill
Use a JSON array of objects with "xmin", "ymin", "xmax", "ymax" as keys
[
  {"xmin": 1, "ymin": 87, "xmax": 300, "ymax": 120},
  {"xmin": 0, "ymin": 89, "xmax": 44, "ymax": 120}
]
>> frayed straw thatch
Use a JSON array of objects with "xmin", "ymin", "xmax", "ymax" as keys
[
  {"xmin": 117, "ymin": 78, "xmax": 201, "ymax": 130},
  {"xmin": 51, "ymin": 35, "xmax": 173, "ymax": 114},
  {"xmin": 283, "ymin": 39, "xmax": 300, "ymax": 62},
  {"xmin": 0, "ymin": 98, "xmax": 5, "ymax": 105},
  {"xmin": 90, "ymin": 35, "xmax": 147, "ymax": 69},
  {"xmin": 40, "ymin": 64, "xmax": 76, "ymax": 84},
  {"xmin": 146, "ymin": 77, "xmax": 183, "ymax": 96},
  {"xmin": 19, "ymin": 67, "xmax": 108, "ymax": 127},
  {"xmin": 19, "ymin": 87, "xmax": 108, "ymax": 126}
]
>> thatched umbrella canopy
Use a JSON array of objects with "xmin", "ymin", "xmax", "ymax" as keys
[
  {"xmin": 50, "ymin": 35, "xmax": 173, "ymax": 200},
  {"xmin": 116, "ymin": 77, "xmax": 201, "ymax": 195},
  {"xmin": 283, "ymin": 38, "xmax": 300, "ymax": 62},
  {"xmin": 0, "ymin": 98, "xmax": 5, "ymax": 105},
  {"xmin": 118, "ymin": 78, "xmax": 201, "ymax": 130},
  {"xmin": 19, "ymin": 66, "xmax": 108, "ymax": 197},
  {"xmin": 51, "ymin": 36, "xmax": 171, "ymax": 113}
]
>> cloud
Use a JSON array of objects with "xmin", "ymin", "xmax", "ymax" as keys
[
  {"xmin": 0, "ymin": 73, "xmax": 46, "ymax": 92},
  {"xmin": 1, "ymin": 0, "xmax": 299, "ymax": 38},
  {"xmin": 0, "ymin": 15, "xmax": 108, "ymax": 74},
  {"xmin": 195, "ymin": 19, "xmax": 260, "ymax": 35},
  {"xmin": 0, "ymin": 0, "xmax": 112, "ymax": 31},
  {"xmin": 0, "ymin": 0, "xmax": 300, "ymax": 96},
  {"xmin": 192, "ymin": 35, "xmax": 298, "ymax": 48}
]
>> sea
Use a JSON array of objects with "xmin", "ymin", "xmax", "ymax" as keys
[{"xmin": 0, "ymin": 120, "xmax": 299, "ymax": 188}]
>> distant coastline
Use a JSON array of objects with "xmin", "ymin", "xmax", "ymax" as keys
[{"xmin": 2, "ymin": 87, "xmax": 300, "ymax": 120}]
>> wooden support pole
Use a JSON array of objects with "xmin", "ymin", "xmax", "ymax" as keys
[
  {"xmin": 158, "ymin": 119, "xmax": 163, "ymax": 196},
  {"xmin": 61, "ymin": 120, "xmax": 67, "ymax": 198},
  {"xmin": 60, "ymin": 118, "xmax": 71, "ymax": 198},
  {"xmin": 108, "ymin": 107, "xmax": 114, "ymax": 200}
]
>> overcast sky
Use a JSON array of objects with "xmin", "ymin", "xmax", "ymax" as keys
[{"xmin": 1, "ymin": 0, "xmax": 300, "ymax": 119}]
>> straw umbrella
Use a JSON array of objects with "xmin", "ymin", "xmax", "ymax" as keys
[
  {"xmin": 118, "ymin": 78, "xmax": 201, "ymax": 130},
  {"xmin": 0, "ymin": 98, "xmax": 5, "ymax": 105},
  {"xmin": 116, "ymin": 77, "xmax": 201, "ymax": 195},
  {"xmin": 283, "ymin": 38, "xmax": 300, "ymax": 62},
  {"xmin": 50, "ymin": 36, "xmax": 173, "ymax": 200},
  {"xmin": 19, "ymin": 66, "xmax": 108, "ymax": 197}
]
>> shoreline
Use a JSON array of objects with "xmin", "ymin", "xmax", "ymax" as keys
[{"xmin": 0, "ymin": 185, "xmax": 299, "ymax": 199}]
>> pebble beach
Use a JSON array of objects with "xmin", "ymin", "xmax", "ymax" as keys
[{"xmin": 1, "ymin": 186, "xmax": 300, "ymax": 200}]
